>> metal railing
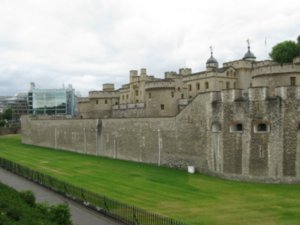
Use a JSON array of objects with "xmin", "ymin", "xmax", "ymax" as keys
[{"xmin": 0, "ymin": 157, "xmax": 187, "ymax": 225}]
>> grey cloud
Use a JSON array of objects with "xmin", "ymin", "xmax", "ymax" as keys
[{"xmin": 1, "ymin": 0, "xmax": 300, "ymax": 96}]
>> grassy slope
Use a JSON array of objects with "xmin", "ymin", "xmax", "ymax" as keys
[{"xmin": 0, "ymin": 135, "xmax": 300, "ymax": 225}]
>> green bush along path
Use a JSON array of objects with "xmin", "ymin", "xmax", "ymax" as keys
[
  {"xmin": 0, "ymin": 135, "xmax": 300, "ymax": 225},
  {"xmin": 0, "ymin": 181, "xmax": 71, "ymax": 225}
]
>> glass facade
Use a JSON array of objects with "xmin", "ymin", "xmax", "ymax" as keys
[
  {"xmin": 0, "ymin": 94, "xmax": 28, "ymax": 118},
  {"xmin": 28, "ymin": 86, "xmax": 76, "ymax": 116}
]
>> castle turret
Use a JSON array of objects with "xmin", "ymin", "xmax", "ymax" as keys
[
  {"xmin": 103, "ymin": 83, "xmax": 115, "ymax": 92},
  {"xmin": 179, "ymin": 68, "xmax": 192, "ymax": 76},
  {"xmin": 243, "ymin": 39, "xmax": 256, "ymax": 61},
  {"xmin": 129, "ymin": 70, "xmax": 138, "ymax": 82},
  {"xmin": 206, "ymin": 46, "xmax": 218, "ymax": 71}
]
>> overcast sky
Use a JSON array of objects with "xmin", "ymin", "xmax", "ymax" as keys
[{"xmin": 0, "ymin": 0, "xmax": 300, "ymax": 96}]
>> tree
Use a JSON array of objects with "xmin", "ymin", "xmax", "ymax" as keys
[
  {"xmin": 270, "ymin": 40, "xmax": 300, "ymax": 64},
  {"xmin": 298, "ymin": 35, "xmax": 300, "ymax": 45},
  {"xmin": 2, "ymin": 108, "xmax": 13, "ymax": 120}
]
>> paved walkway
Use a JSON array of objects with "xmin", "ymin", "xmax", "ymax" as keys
[{"xmin": 0, "ymin": 167, "xmax": 124, "ymax": 225}]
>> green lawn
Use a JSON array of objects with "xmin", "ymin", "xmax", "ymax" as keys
[{"xmin": 0, "ymin": 135, "xmax": 300, "ymax": 225}]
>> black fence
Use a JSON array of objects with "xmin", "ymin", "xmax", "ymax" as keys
[{"xmin": 0, "ymin": 157, "xmax": 187, "ymax": 225}]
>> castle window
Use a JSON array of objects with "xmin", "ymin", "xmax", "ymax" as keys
[
  {"xmin": 254, "ymin": 123, "xmax": 269, "ymax": 133},
  {"xmin": 160, "ymin": 104, "xmax": 165, "ymax": 110},
  {"xmin": 188, "ymin": 84, "xmax": 192, "ymax": 91},
  {"xmin": 196, "ymin": 83, "xmax": 200, "ymax": 90},
  {"xmin": 177, "ymin": 87, "xmax": 181, "ymax": 91},
  {"xmin": 205, "ymin": 82, "xmax": 209, "ymax": 89},
  {"xmin": 171, "ymin": 92, "xmax": 174, "ymax": 98},
  {"xmin": 181, "ymin": 93, "xmax": 184, "ymax": 99},
  {"xmin": 122, "ymin": 95, "xmax": 125, "ymax": 100},
  {"xmin": 226, "ymin": 82, "xmax": 230, "ymax": 89},
  {"xmin": 212, "ymin": 122, "xmax": 221, "ymax": 132},
  {"xmin": 148, "ymin": 92, "xmax": 151, "ymax": 99},
  {"xmin": 233, "ymin": 71, "xmax": 236, "ymax": 77},
  {"xmin": 96, "ymin": 100, "xmax": 98, "ymax": 104},
  {"xmin": 135, "ymin": 90, "xmax": 139, "ymax": 96},
  {"xmin": 291, "ymin": 77, "xmax": 296, "ymax": 86},
  {"xmin": 226, "ymin": 71, "xmax": 229, "ymax": 77},
  {"xmin": 115, "ymin": 101, "xmax": 118, "ymax": 105},
  {"xmin": 105, "ymin": 99, "xmax": 108, "ymax": 104},
  {"xmin": 230, "ymin": 123, "xmax": 243, "ymax": 132},
  {"xmin": 126, "ymin": 94, "xmax": 129, "ymax": 99}
]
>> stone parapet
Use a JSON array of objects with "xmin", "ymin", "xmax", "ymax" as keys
[{"xmin": 145, "ymin": 81, "xmax": 175, "ymax": 90}]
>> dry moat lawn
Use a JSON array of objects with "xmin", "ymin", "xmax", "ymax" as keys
[{"xmin": 0, "ymin": 135, "xmax": 300, "ymax": 225}]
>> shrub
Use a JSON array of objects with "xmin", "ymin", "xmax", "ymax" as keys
[
  {"xmin": 49, "ymin": 204, "xmax": 72, "ymax": 225},
  {"xmin": 20, "ymin": 190, "xmax": 36, "ymax": 207}
]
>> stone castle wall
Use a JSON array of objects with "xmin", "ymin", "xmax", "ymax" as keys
[{"xmin": 21, "ymin": 86, "xmax": 300, "ymax": 183}]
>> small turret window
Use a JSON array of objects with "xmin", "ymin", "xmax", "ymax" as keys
[
  {"xmin": 291, "ymin": 77, "xmax": 296, "ymax": 86},
  {"xmin": 226, "ymin": 82, "xmax": 230, "ymax": 89},
  {"xmin": 205, "ymin": 82, "xmax": 209, "ymax": 89},
  {"xmin": 188, "ymin": 84, "xmax": 192, "ymax": 91},
  {"xmin": 230, "ymin": 123, "xmax": 243, "ymax": 132},
  {"xmin": 254, "ymin": 123, "xmax": 269, "ymax": 133},
  {"xmin": 196, "ymin": 83, "xmax": 200, "ymax": 90}
]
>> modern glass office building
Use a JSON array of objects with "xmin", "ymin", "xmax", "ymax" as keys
[
  {"xmin": 27, "ymin": 83, "xmax": 76, "ymax": 116},
  {"xmin": 0, "ymin": 93, "xmax": 28, "ymax": 118}
]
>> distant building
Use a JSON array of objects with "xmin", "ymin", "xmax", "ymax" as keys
[
  {"xmin": 0, "ymin": 93, "xmax": 28, "ymax": 119},
  {"xmin": 27, "ymin": 83, "xmax": 76, "ymax": 117}
]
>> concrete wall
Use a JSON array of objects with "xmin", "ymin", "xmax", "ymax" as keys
[{"xmin": 21, "ymin": 86, "xmax": 300, "ymax": 183}]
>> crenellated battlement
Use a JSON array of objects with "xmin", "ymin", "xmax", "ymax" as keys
[
  {"xmin": 252, "ymin": 64, "xmax": 299, "ymax": 77},
  {"xmin": 88, "ymin": 91, "xmax": 119, "ymax": 98},
  {"xmin": 145, "ymin": 81, "xmax": 176, "ymax": 90}
]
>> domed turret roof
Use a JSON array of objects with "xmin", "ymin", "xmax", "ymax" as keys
[
  {"xmin": 243, "ymin": 39, "xmax": 256, "ymax": 60},
  {"xmin": 206, "ymin": 46, "xmax": 218, "ymax": 64},
  {"xmin": 206, "ymin": 55, "xmax": 218, "ymax": 64},
  {"xmin": 243, "ymin": 49, "xmax": 256, "ymax": 60}
]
